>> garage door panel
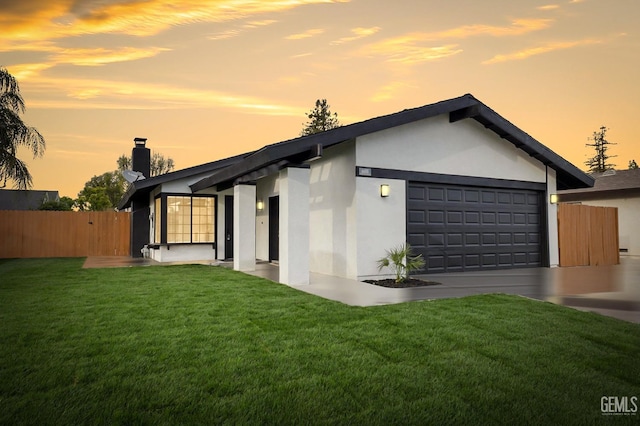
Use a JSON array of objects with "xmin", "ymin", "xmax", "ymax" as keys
[{"xmin": 408, "ymin": 182, "xmax": 543, "ymax": 273}]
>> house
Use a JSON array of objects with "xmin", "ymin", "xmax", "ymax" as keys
[
  {"xmin": 558, "ymin": 168, "xmax": 640, "ymax": 256},
  {"xmin": 0, "ymin": 189, "xmax": 60, "ymax": 210},
  {"xmin": 118, "ymin": 94, "xmax": 593, "ymax": 285}
]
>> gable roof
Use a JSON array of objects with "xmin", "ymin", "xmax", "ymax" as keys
[
  {"xmin": 190, "ymin": 94, "xmax": 593, "ymax": 193},
  {"xmin": 558, "ymin": 168, "xmax": 640, "ymax": 201},
  {"xmin": 118, "ymin": 151, "xmax": 253, "ymax": 209},
  {"xmin": 0, "ymin": 189, "xmax": 60, "ymax": 210}
]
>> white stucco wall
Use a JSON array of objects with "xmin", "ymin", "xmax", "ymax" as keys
[
  {"xmin": 148, "ymin": 244, "xmax": 217, "ymax": 262},
  {"xmin": 214, "ymin": 188, "xmax": 234, "ymax": 261},
  {"xmin": 356, "ymin": 115, "xmax": 546, "ymax": 183},
  {"xmin": 578, "ymin": 197, "xmax": 640, "ymax": 257},
  {"xmin": 309, "ymin": 141, "xmax": 357, "ymax": 278},
  {"xmin": 234, "ymin": 184, "xmax": 256, "ymax": 271},
  {"xmin": 546, "ymin": 168, "xmax": 560, "ymax": 267},
  {"xmin": 279, "ymin": 167, "xmax": 310, "ymax": 285},
  {"xmin": 355, "ymin": 177, "xmax": 406, "ymax": 279}
]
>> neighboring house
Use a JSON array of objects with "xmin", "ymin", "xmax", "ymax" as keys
[
  {"xmin": 0, "ymin": 189, "xmax": 59, "ymax": 210},
  {"xmin": 119, "ymin": 94, "xmax": 593, "ymax": 285},
  {"xmin": 558, "ymin": 168, "xmax": 640, "ymax": 256}
]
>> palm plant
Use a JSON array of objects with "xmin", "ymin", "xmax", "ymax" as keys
[
  {"xmin": 0, "ymin": 67, "xmax": 45, "ymax": 189},
  {"xmin": 376, "ymin": 243, "xmax": 425, "ymax": 283}
]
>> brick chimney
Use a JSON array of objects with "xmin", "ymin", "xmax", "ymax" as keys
[{"xmin": 132, "ymin": 137, "xmax": 151, "ymax": 178}]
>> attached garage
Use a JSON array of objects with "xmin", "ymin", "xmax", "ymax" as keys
[{"xmin": 407, "ymin": 180, "xmax": 546, "ymax": 273}]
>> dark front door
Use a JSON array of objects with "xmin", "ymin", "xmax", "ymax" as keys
[
  {"xmin": 407, "ymin": 182, "xmax": 543, "ymax": 273},
  {"xmin": 224, "ymin": 195, "xmax": 234, "ymax": 260},
  {"xmin": 269, "ymin": 196, "xmax": 279, "ymax": 262}
]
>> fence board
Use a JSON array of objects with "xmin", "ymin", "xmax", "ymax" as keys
[
  {"xmin": 557, "ymin": 203, "xmax": 619, "ymax": 267},
  {"xmin": 0, "ymin": 211, "xmax": 130, "ymax": 258}
]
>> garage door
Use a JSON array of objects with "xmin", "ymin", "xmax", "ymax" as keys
[{"xmin": 407, "ymin": 182, "xmax": 543, "ymax": 273}]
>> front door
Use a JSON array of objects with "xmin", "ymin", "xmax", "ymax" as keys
[
  {"xmin": 269, "ymin": 196, "xmax": 279, "ymax": 262},
  {"xmin": 224, "ymin": 195, "xmax": 234, "ymax": 260}
]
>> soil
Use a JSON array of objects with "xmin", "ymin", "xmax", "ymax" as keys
[{"xmin": 363, "ymin": 278, "xmax": 442, "ymax": 289}]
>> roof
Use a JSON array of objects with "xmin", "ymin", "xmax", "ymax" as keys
[
  {"xmin": 190, "ymin": 94, "xmax": 593, "ymax": 192},
  {"xmin": 118, "ymin": 151, "xmax": 253, "ymax": 209},
  {"xmin": 0, "ymin": 189, "xmax": 60, "ymax": 210},
  {"xmin": 558, "ymin": 168, "xmax": 640, "ymax": 201}
]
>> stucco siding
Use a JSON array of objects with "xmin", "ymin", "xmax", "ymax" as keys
[
  {"xmin": 355, "ymin": 177, "xmax": 406, "ymax": 279},
  {"xmin": 309, "ymin": 141, "xmax": 357, "ymax": 278},
  {"xmin": 356, "ymin": 115, "xmax": 546, "ymax": 183}
]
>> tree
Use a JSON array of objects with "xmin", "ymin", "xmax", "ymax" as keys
[
  {"xmin": 39, "ymin": 196, "xmax": 75, "ymax": 211},
  {"xmin": 0, "ymin": 67, "xmax": 46, "ymax": 189},
  {"xmin": 629, "ymin": 159, "xmax": 638, "ymax": 170},
  {"xmin": 76, "ymin": 171, "xmax": 126, "ymax": 211},
  {"xmin": 117, "ymin": 152, "xmax": 175, "ymax": 177},
  {"xmin": 300, "ymin": 99, "xmax": 341, "ymax": 136},
  {"xmin": 584, "ymin": 126, "xmax": 616, "ymax": 173}
]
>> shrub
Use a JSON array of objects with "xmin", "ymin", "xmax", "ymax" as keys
[{"xmin": 376, "ymin": 243, "xmax": 425, "ymax": 282}]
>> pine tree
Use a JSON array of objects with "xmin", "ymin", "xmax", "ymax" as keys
[
  {"xmin": 300, "ymin": 99, "xmax": 341, "ymax": 136},
  {"xmin": 584, "ymin": 126, "xmax": 616, "ymax": 173}
]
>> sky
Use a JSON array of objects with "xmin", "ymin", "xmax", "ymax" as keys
[{"xmin": 1, "ymin": 0, "xmax": 638, "ymax": 198}]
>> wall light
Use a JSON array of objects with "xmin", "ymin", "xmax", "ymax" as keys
[
  {"xmin": 549, "ymin": 194, "xmax": 559, "ymax": 204},
  {"xmin": 380, "ymin": 184, "xmax": 390, "ymax": 198},
  {"xmin": 256, "ymin": 200, "xmax": 264, "ymax": 211}
]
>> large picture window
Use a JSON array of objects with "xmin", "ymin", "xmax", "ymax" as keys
[{"xmin": 155, "ymin": 194, "xmax": 216, "ymax": 244}]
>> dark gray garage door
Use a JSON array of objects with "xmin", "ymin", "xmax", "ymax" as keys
[{"xmin": 407, "ymin": 182, "xmax": 543, "ymax": 273}]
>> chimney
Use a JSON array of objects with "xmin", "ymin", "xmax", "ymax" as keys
[{"xmin": 132, "ymin": 137, "xmax": 151, "ymax": 178}]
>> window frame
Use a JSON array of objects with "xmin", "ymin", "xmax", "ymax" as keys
[{"xmin": 154, "ymin": 193, "xmax": 218, "ymax": 246}]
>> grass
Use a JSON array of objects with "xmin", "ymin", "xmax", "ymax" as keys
[{"xmin": 1, "ymin": 258, "xmax": 639, "ymax": 425}]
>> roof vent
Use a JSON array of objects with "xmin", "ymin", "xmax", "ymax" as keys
[{"xmin": 602, "ymin": 169, "xmax": 616, "ymax": 176}]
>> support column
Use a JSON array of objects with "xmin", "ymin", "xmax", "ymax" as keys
[
  {"xmin": 279, "ymin": 167, "xmax": 310, "ymax": 285},
  {"xmin": 234, "ymin": 184, "xmax": 256, "ymax": 271}
]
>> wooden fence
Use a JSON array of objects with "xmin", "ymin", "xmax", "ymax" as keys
[
  {"xmin": 0, "ymin": 210, "xmax": 130, "ymax": 258},
  {"xmin": 557, "ymin": 203, "xmax": 619, "ymax": 267}
]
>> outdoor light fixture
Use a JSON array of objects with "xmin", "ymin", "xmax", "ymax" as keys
[
  {"xmin": 380, "ymin": 184, "xmax": 390, "ymax": 198},
  {"xmin": 550, "ymin": 194, "xmax": 559, "ymax": 204},
  {"xmin": 256, "ymin": 200, "xmax": 264, "ymax": 211}
]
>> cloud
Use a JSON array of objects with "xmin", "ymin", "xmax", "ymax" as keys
[
  {"xmin": 0, "ymin": 0, "xmax": 349, "ymax": 49},
  {"xmin": 360, "ymin": 35, "xmax": 463, "ymax": 64},
  {"xmin": 357, "ymin": 18, "xmax": 550, "ymax": 65},
  {"xmin": 243, "ymin": 20, "xmax": 278, "ymax": 29},
  {"xmin": 538, "ymin": 5, "xmax": 560, "ymax": 11},
  {"xmin": 51, "ymin": 47, "xmax": 170, "ymax": 66},
  {"xmin": 419, "ymin": 18, "xmax": 552, "ymax": 40},
  {"xmin": 7, "ymin": 63, "xmax": 55, "ymax": 80},
  {"xmin": 370, "ymin": 81, "xmax": 415, "ymax": 102},
  {"xmin": 22, "ymin": 74, "xmax": 304, "ymax": 116},
  {"xmin": 482, "ymin": 38, "xmax": 602, "ymax": 64},
  {"xmin": 285, "ymin": 28, "xmax": 325, "ymax": 40},
  {"xmin": 331, "ymin": 27, "xmax": 381, "ymax": 45},
  {"xmin": 208, "ymin": 19, "xmax": 277, "ymax": 40}
]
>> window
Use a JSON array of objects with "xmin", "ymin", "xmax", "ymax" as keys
[{"xmin": 157, "ymin": 195, "xmax": 216, "ymax": 244}]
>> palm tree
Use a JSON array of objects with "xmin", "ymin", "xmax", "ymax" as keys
[{"xmin": 0, "ymin": 67, "xmax": 45, "ymax": 189}]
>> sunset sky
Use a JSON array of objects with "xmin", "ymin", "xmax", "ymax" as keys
[{"xmin": 1, "ymin": 0, "xmax": 638, "ymax": 198}]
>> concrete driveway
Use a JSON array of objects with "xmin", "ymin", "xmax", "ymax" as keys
[{"xmin": 284, "ymin": 258, "xmax": 640, "ymax": 323}]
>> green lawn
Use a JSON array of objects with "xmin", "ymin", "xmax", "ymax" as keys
[{"xmin": 1, "ymin": 258, "xmax": 638, "ymax": 425}]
